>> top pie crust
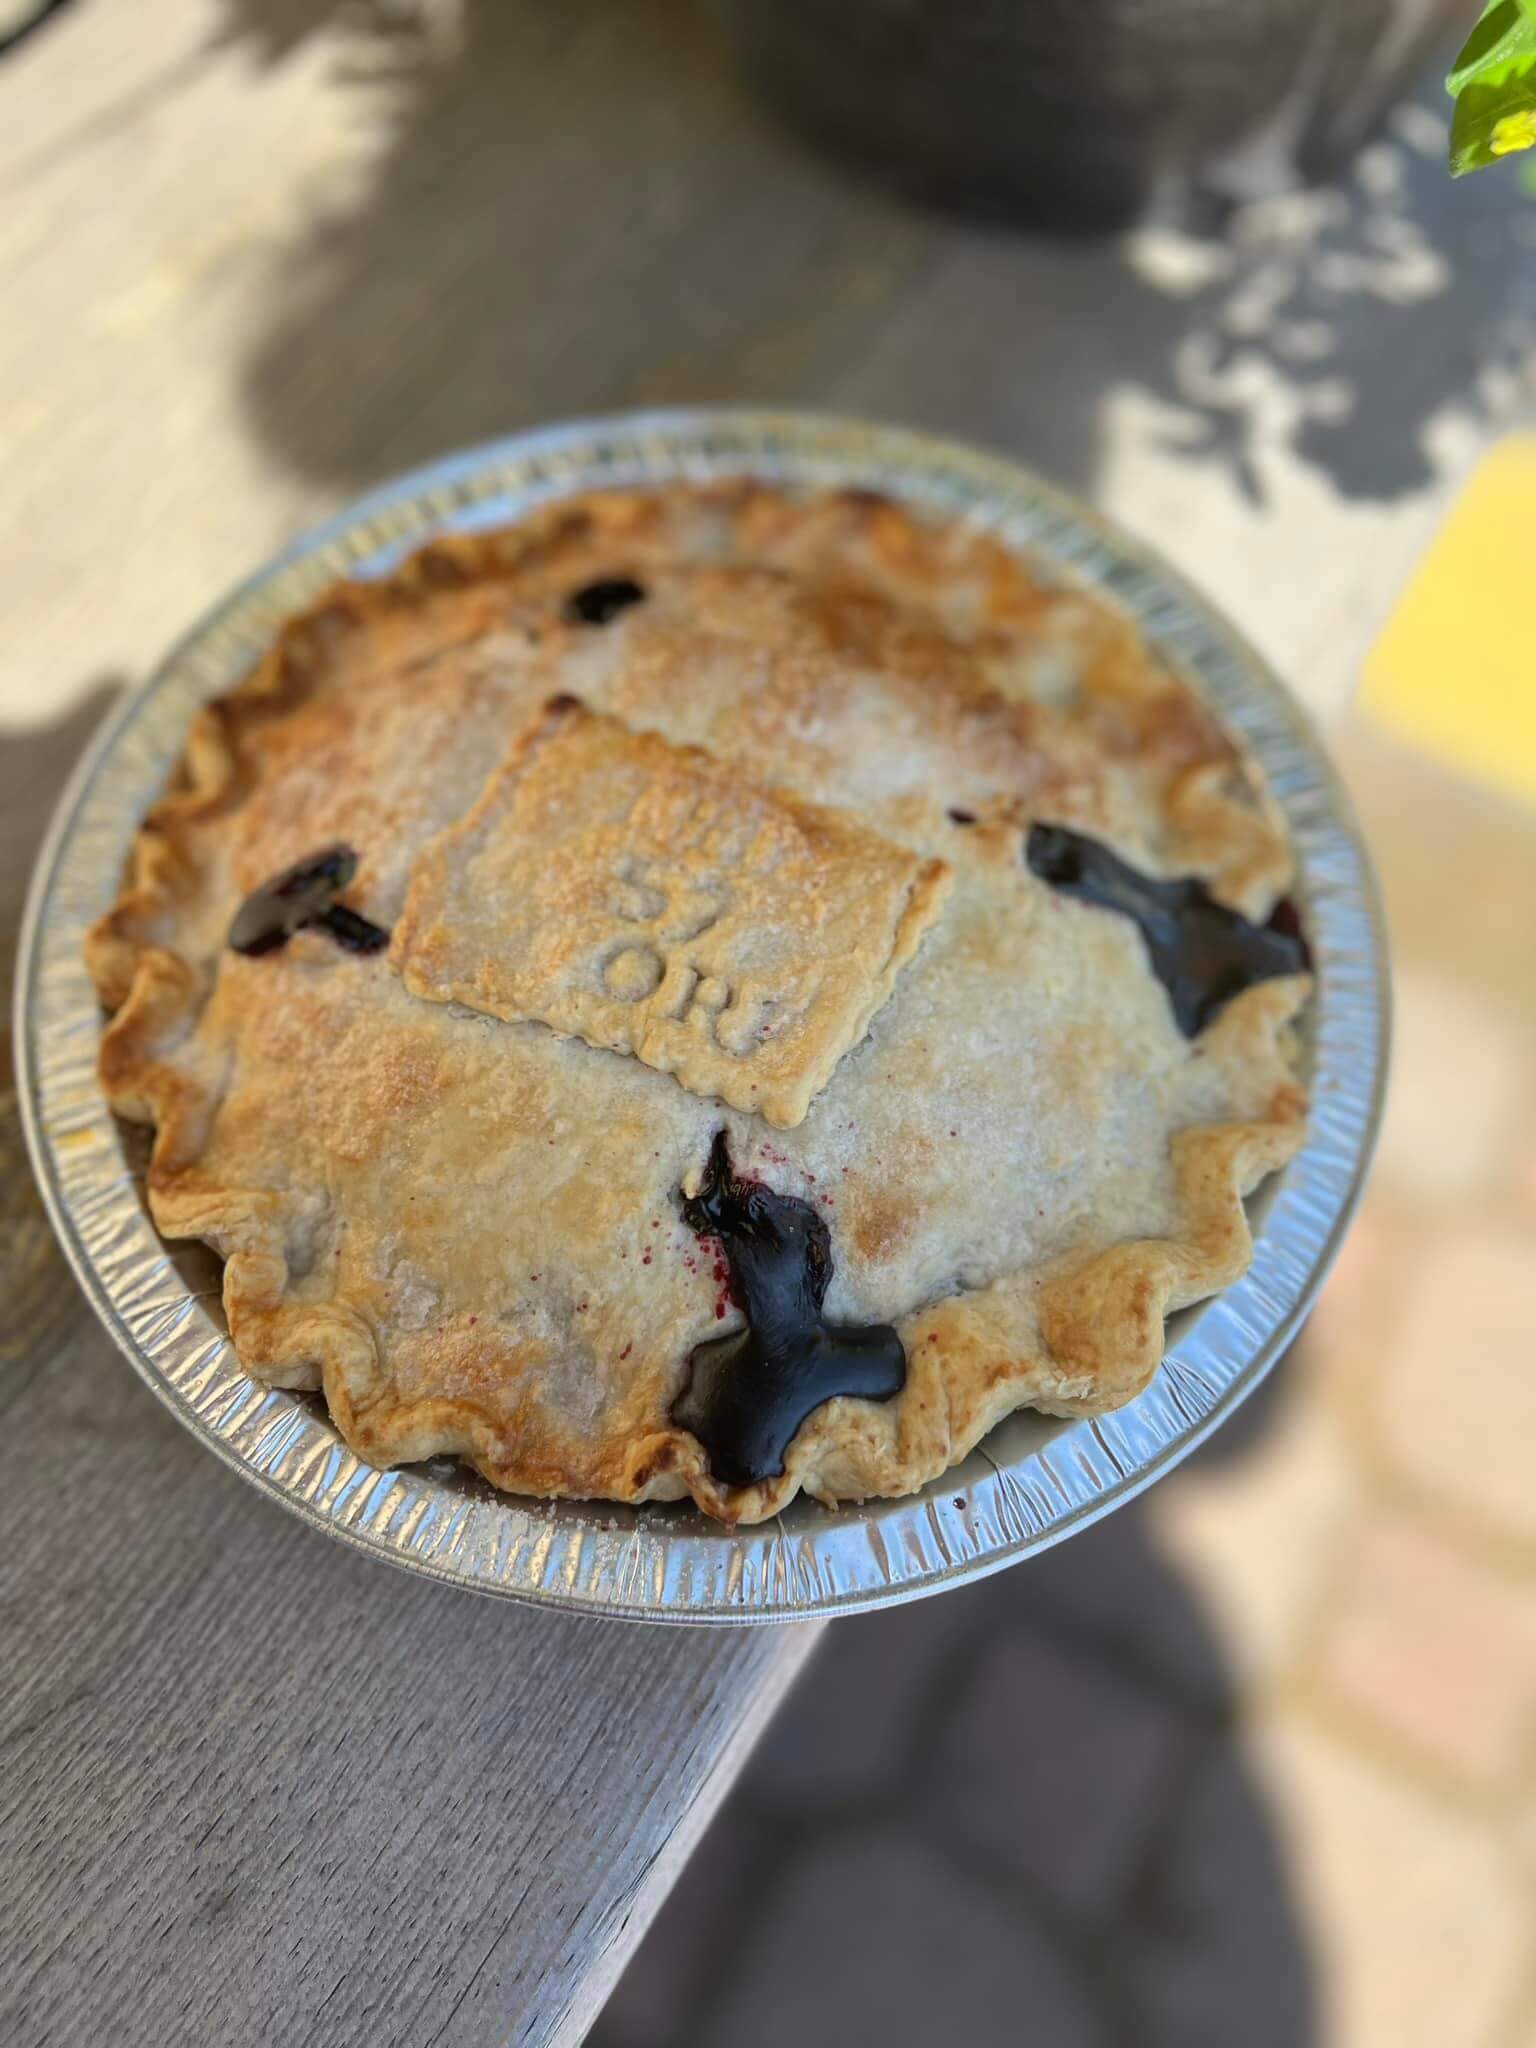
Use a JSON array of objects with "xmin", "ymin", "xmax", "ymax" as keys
[{"xmin": 87, "ymin": 480, "xmax": 1310, "ymax": 1524}]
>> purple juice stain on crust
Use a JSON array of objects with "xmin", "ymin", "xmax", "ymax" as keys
[
  {"xmin": 1025, "ymin": 822, "xmax": 1310, "ymax": 1038},
  {"xmin": 672, "ymin": 1132, "xmax": 906, "ymax": 1490},
  {"xmin": 229, "ymin": 845, "xmax": 390, "ymax": 957}
]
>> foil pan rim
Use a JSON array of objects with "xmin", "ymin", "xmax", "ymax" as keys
[{"xmin": 15, "ymin": 407, "xmax": 1390, "ymax": 1623}]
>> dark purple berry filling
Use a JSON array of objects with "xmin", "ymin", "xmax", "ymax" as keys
[
  {"xmin": 229, "ymin": 846, "xmax": 390, "ymax": 958},
  {"xmin": 1026, "ymin": 822, "xmax": 1310, "ymax": 1037},
  {"xmin": 563, "ymin": 577, "xmax": 646, "ymax": 627},
  {"xmin": 671, "ymin": 1132, "xmax": 906, "ymax": 1489}
]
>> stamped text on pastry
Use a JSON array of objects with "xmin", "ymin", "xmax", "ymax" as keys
[{"xmin": 394, "ymin": 698, "xmax": 953, "ymax": 1127}]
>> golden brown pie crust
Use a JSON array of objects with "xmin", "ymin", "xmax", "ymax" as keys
[{"xmin": 88, "ymin": 482, "xmax": 1308, "ymax": 1523}]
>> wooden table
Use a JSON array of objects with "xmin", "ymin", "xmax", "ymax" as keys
[{"xmin": 2, "ymin": 4, "xmax": 1531, "ymax": 2044}]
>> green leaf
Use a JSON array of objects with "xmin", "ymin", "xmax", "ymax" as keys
[
  {"xmin": 1446, "ymin": 0, "xmax": 1536, "ymax": 96},
  {"xmin": 1445, "ymin": 0, "xmax": 1536, "ymax": 173}
]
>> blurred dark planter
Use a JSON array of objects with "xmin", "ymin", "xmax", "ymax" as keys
[
  {"xmin": 0, "ymin": 0, "xmax": 71, "ymax": 55},
  {"xmin": 719, "ymin": 0, "xmax": 1469, "ymax": 233}
]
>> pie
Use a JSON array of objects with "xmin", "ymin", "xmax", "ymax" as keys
[{"xmin": 88, "ymin": 481, "xmax": 1311, "ymax": 1524}]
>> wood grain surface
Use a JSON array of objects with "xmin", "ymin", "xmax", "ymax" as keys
[{"xmin": 2, "ymin": 0, "xmax": 1532, "ymax": 2044}]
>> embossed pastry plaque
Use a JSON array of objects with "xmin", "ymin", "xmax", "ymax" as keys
[{"xmin": 394, "ymin": 697, "xmax": 952, "ymax": 1127}]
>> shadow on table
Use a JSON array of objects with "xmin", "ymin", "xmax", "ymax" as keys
[
  {"xmin": 1, "ymin": 684, "xmax": 127, "ymax": 1413},
  {"xmin": 590, "ymin": 1361, "xmax": 1318, "ymax": 2048},
  {"xmin": 1, "ymin": 684, "xmax": 122, "ymax": 1053},
  {"xmin": 211, "ymin": 0, "xmax": 1534, "ymax": 510}
]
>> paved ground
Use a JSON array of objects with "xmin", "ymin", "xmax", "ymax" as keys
[
  {"xmin": 592, "ymin": 719, "xmax": 1536, "ymax": 2048},
  {"xmin": 590, "ymin": 1404, "xmax": 1318, "ymax": 2048}
]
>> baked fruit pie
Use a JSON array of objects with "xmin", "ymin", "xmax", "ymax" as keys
[{"xmin": 88, "ymin": 483, "xmax": 1311, "ymax": 1524}]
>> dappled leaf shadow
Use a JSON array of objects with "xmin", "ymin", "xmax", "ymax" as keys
[
  {"xmin": 1125, "ymin": 103, "xmax": 1536, "ymax": 502},
  {"xmin": 213, "ymin": 0, "xmax": 1535, "ymax": 510}
]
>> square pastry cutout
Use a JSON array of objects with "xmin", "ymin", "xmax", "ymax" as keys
[{"xmin": 394, "ymin": 697, "xmax": 952, "ymax": 1126}]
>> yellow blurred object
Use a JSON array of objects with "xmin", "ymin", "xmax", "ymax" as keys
[
  {"xmin": 1363, "ymin": 438, "xmax": 1536, "ymax": 806},
  {"xmin": 1490, "ymin": 110, "xmax": 1536, "ymax": 156}
]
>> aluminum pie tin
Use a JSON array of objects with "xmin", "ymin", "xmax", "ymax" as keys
[{"xmin": 16, "ymin": 409, "xmax": 1388, "ymax": 1624}]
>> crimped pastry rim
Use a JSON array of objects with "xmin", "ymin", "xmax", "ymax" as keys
[{"xmin": 16, "ymin": 408, "xmax": 1389, "ymax": 1619}]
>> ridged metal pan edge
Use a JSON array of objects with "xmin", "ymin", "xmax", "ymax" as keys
[{"xmin": 15, "ymin": 408, "xmax": 1390, "ymax": 1622}]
